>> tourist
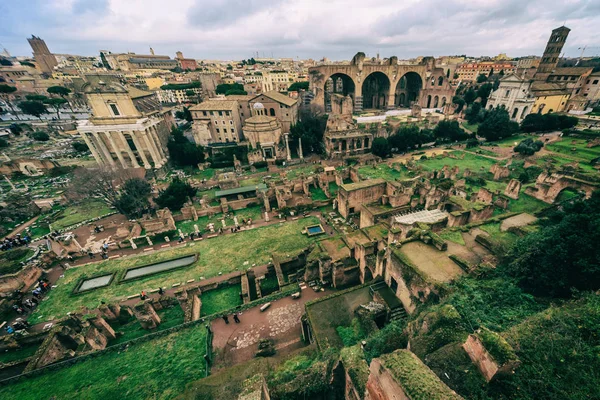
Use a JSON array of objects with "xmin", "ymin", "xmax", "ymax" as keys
[
  {"xmin": 222, "ymin": 315, "xmax": 229, "ymax": 324},
  {"xmin": 140, "ymin": 291, "xmax": 147, "ymax": 300},
  {"xmin": 233, "ymin": 313, "xmax": 240, "ymax": 323},
  {"xmin": 158, "ymin": 287, "xmax": 164, "ymax": 295}
]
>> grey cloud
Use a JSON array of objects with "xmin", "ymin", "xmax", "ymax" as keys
[
  {"xmin": 187, "ymin": 0, "xmax": 288, "ymax": 28},
  {"xmin": 72, "ymin": 0, "xmax": 109, "ymax": 15}
]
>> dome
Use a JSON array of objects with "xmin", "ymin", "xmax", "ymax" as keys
[{"xmin": 253, "ymin": 102, "xmax": 265, "ymax": 109}]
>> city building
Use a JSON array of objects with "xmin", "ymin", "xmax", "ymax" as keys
[
  {"xmin": 248, "ymin": 91, "xmax": 299, "ymax": 132},
  {"xmin": 261, "ymin": 70, "xmax": 291, "ymax": 92},
  {"xmin": 77, "ymin": 74, "xmax": 172, "ymax": 171},
  {"xmin": 175, "ymin": 51, "xmax": 198, "ymax": 71},
  {"xmin": 27, "ymin": 35, "xmax": 57, "ymax": 75},
  {"xmin": 486, "ymin": 74, "xmax": 535, "ymax": 122},
  {"xmin": 189, "ymin": 99, "xmax": 243, "ymax": 145},
  {"xmin": 455, "ymin": 61, "xmax": 516, "ymax": 81},
  {"xmin": 243, "ymin": 103, "xmax": 286, "ymax": 160}
]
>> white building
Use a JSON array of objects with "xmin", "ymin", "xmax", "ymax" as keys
[{"xmin": 486, "ymin": 74, "xmax": 535, "ymax": 122}]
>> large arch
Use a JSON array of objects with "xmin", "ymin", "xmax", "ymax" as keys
[
  {"xmin": 394, "ymin": 72, "xmax": 422, "ymax": 107},
  {"xmin": 324, "ymin": 72, "xmax": 356, "ymax": 112},
  {"xmin": 362, "ymin": 71, "xmax": 390, "ymax": 110}
]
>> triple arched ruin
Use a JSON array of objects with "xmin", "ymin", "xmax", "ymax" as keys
[{"xmin": 308, "ymin": 52, "xmax": 455, "ymax": 113}]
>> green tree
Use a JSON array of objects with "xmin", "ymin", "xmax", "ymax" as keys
[
  {"xmin": 514, "ymin": 138, "xmax": 544, "ymax": 156},
  {"xmin": 0, "ymin": 138, "xmax": 8, "ymax": 148},
  {"xmin": 225, "ymin": 88, "xmax": 247, "ymax": 96},
  {"xmin": 114, "ymin": 178, "xmax": 152, "ymax": 218},
  {"xmin": 452, "ymin": 95, "xmax": 465, "ymax": 113},
  {"xmin": 520, "ymin": 113, "xmax": 578, "ymax": 133},
  {"xmin": 72, "ymin": 141, "xmax": 89, "ymax": 152},
  {"xmin": 18, "ymin": 100, "xmax": 47, "ymax": 120},
  {"xmin": 288, "ymin": 81, "xmax": 309, "ymax": 92},
  {"xmin": 465, "ymin": 102, "xmax": 483, "ymax": 124},
  {"xmin": 0, "ymin": 84, "xmax": 19, "ymax": 120},
  {"xmin": 476, "ymin": 74, "xmax": 488, "ymax": 83},
  {"xmin": 505, "ymin": 192, "xmax": 600, "ymax": 297},
  {"xmin": 175, "ymin": 106, "xmax": 192, "ymax": 122},
  {"xmin": 477, "ymin": 83, "xmax": 494, "ymax": 107},
  {"xmin": 216, "ymin": 83, "xmax": 245, "ymax": 95},
  {"xmin": 43, "ymin": 97, "xmax": 68, "ymax": 119},
  {"xmin": 433, "ymin": 120, "xmax": 469, "ymax": 142},
  {"xmin": 167, "ymin": 128, "xmax": 205, "ymax": 167},
  {"xmin": 371, "ymin": 137, "xmax": 391, "ymax": 158},
  {"xmin": 463, "ymin": 88, "xmax": 477, "ymax": 105},
  {"xmin": 47, "ymin": 86, "xmax": 73, "ymax": 111},
  {"xmin": 25, "ymin": 94, "xmax": 48, "ymax": 102},
  {"xmin": 289, "ymin": 110, "xmax": 327, "ymax": 156},
  {"xmin": 453, "ymin": 72, "xmax": 459, "ymax": 79},
  {"xmin": 154, "ymin": 178, "xmax": 197, "ymax": 211},
  {"xmin": 477, "ymin": 107, "xmax": 519, "ymax": 141},
  {"xmin": 32, "ymin": 131, "xmax": 50, "ymax": 141}
]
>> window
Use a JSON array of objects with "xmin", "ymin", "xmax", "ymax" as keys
[
  {"xmin": 269, "ymin": 108, "xmax": 276, "ymax": 116},
  {"xmin": 203, "ymin": 111, "xmax": 207, "ymax": 116},
  {"xmin": 505, "ymin": 90, "xmax": 510, "ymax": 97},
  {"xmin": 223, "ymin": 129, "xmax": 227, "ymax": 133},
  {"xmin": 223, "ymin": 120, "xmax": 226, "ymax": 124},
  {"xmin": 109, "ymin": 103, "xmax": 120, "ymax": 116},
  {"xmin": 230, "ymin": 120, "xmax": 233, "ymax": 125},
  {"xmin": 216, "ymin": 128, "xmax": 220, "ymax": 133},
  {"xmin": 593, "ymin": 80, "xmax": 599, "ymax": 85},
  {"xmin": 231, "ymin": 128, "xmax": 235, "ymax": 133},
  {"xmin": 219, "ymin": 111, "xmax": 223, "ymax": 116},
  {"xmin": 226, "ymin": 111, "xmax": 231, "ymax": 116}
]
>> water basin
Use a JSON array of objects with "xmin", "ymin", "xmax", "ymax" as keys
[
  {"xmin": 122, "ymin": 254, "xmax": 197, "ymax": 281},
  {"xmin": 77, "ymin": 274, "xmax": 113, "ymax": 292},
  {"xmin": 306, "ymin": 224, "xmax": 325, "ymax": 236}
]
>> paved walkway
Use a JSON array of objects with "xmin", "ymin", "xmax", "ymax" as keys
[{"xmin": 211, "ymin": 284, "xmax": 330, "ymax": 371}]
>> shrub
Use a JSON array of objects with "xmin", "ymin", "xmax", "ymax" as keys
[
  {"xmin": 514, "ymin": 138, "xmax": 544, "ymax": 156},
  {"xmin": 32, "ymin": 131, "xmax": 49, "ymax": 141},
  {"xmin": 0, "ymin": 138, "xmax": 8, "ymax": 148}
]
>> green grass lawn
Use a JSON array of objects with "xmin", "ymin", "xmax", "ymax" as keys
[
  {"xmin": 112, "ymin": 305, "xmax": 185, "ymax": 345},
  {"xmin": 461, "ymin": 122, "xmax": 479, "ymax": 133},
  {"xmin": 30, "ymin": 217, "xmax": 320, "ymax": 323},
  {"xmin": 0, "ymin": 324, "xmax": 208, "ymax": 400},
  {"xmin": 418, "ymin": 152, "xmax": 496, "ymax": 172},
  {"xmin": 358, "ymin": 164, "xmax": 406, "ymax": 181},
  {"xmin": 329, "ymin": 182, "xmax": 339, "ymax": 196},
  {"xmin": 489, "ymin": 134, "xmax": 529, "ymax": 148},
  {"xmin": 190, "ymin": 168, "xmax": 215, "ymax": 181},
  {"xmin": 546, "ymin": 138, "xmax": 600, "ymax": 163},
  {"xmin": 310, "ymin": 186, "xmax": 329, "ymax": 201},
  {"xmin": 0, "ymin": 342, "xmax": 39, "ymax": 364},
  {"xmin": 51, "ymin": 201, "xmax": 113, "ymax": 230},
  {"xmin": 508, "ymin": 193, "xmax": 549, "ymax": 214},
  {"xmin": 286, "ymin": 165, "xmax": 318, "ymax": 180},
  {"xmin": 479, "ymin": 222, "xmax": 519, "ymax": 248},
  {"xmin": 439, "ymin": 230, "xmax": 465, "ymax": 246},
  {"xmin": 200, "ymin": 284, "xmax": 243, "ymax": 316},
  {"xmin": 469, "ymin": 147, "xmax": 498, "ymax": 157},
  {"xmin": 176, "ymin": 205, "xmax": 264, "ymax": 235}
]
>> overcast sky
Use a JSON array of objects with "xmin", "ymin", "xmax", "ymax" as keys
[{"xmin": 1, "ymin": 0, "xmax": 599, "ymax": 61}]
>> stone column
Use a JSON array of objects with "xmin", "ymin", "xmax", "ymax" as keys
[
  {"xmin": 82, "ymin": 132, "xmax": 105, "ymax": 167},
  {"xmin": 149, "ymin": 125, "xmax": 167, "ymax": 162},
  {"xmin": 130, "ymin": 131, "xmax": 151, "ymax": 169},
  {"xmin": 338, "ymin": 141, "xmax": 342, "ymax": 153},
  {"xmin": 93, "ymin": 132, "xmax": 116, "ymax": 168},
  {"xmin": 386, "ymin": 93, "xmax": 395, "ymax": 110},
  {"xmin": 142, "ymin": 130, "xmax": 162, "ymax": 168},
  {"xmin": 298, "ymin": 137, "xmax": 304, "ymax": 160},
  {"xmin": 105, "ymin": 132, "xmax": 127, "ymax": 168},
  {"xmin": 284, "ymin": 133, "xmax": 291, "ymax": 161},
  {"xmin": 118, "ymin": 131, "xmax": 140, "ymax": 168}
]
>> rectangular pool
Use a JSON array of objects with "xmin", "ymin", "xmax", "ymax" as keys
[
  {"xmin": 121, "ymin": 254, "xmax": 197, "ymax": 281},
  {"xmin": 77, "ymin": 274, "xmax": 114, "ymax": 292},
  {"xmin": 306, "ymin": 224, "xmax": 325, "ymax": 236}
]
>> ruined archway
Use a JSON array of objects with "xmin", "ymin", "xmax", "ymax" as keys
[
  {"xmin": 325, "ymin": 73, "xmax": 356, "ymax": 112},
  {"xmin": 362, "ymin": 71, "xmax": 390, "ymax": 110},
  {"xmin": 395, "ymin": 72, "xmax": 422, "ymax": 107}
]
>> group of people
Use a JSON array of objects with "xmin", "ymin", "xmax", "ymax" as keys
[
  {"xmin": 0, "ymin": 233, "xmax": 31, "ymax": 252},
  {"xmin": 5, "ymin": 278, "xmax": 50, "ymax": 334},
  {"xmin": 222, "ymin": 312, "xmax": 241, "ymax": 324},
  {"xmin": 87, "ymin": 242, "xmax": 110, "ymax": 260}
]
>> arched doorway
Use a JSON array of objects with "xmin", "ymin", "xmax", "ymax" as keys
[
  {"xmin": 325, "ymin": 73, "xmax": 356, "ymax": 112},
  {"xmin": 427, "ymin": 95, "xmax": 432, "ymax": 108},
  {"xmin": 363, "ymin": 266, "xmax": 374, "ymax": 283},
  {"xmin": 512, "ymin": 108, "xmax": 519, "ymax": 119},
  {"xmin": 362, "ymin": 72, "xmax": 390, "ymax": 110},
  {"xmin": 441, "ymin": 97, "xmax": 447, "ymax": 107},
  {"xmin": 433, "ymin": 96, "xmax": 439, "ymax": 108},
  {"xmin": 395, "ymin": 72, "xmax": 422, "ymax": 107}
]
